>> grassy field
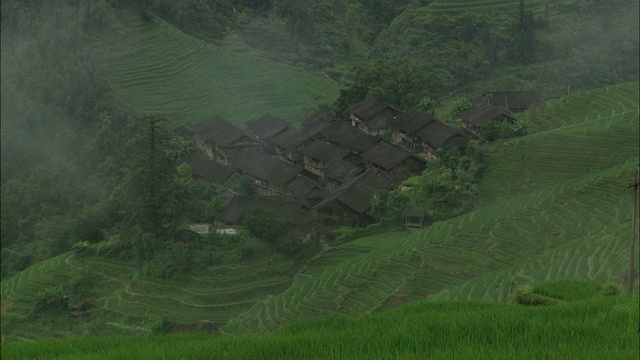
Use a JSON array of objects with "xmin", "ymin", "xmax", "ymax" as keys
[
  {"xmin": 1, "ymin": 83, "xmax": 638, "ymax": 339},
  {"xmin": 2, "ymin": 281, "xmax": 637, "ymax": 359},
  {"xmin": 100, "ymin": 19, "xmax": 340, "ymax": 127}
]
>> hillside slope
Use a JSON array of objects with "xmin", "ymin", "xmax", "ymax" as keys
[
  {"xmin": 100, "ymin": 18, "xmax": 340, "ymax": 126},
  {"xmin": 1, "ymin": 83, "xmax": 637, "ymax": 338}
]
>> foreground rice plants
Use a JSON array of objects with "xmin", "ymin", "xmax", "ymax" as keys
[{"xmin": 2, "ymin": 282, "xmax": 637, "ymax": 359}]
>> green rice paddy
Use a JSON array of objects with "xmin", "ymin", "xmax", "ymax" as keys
[
  {"xmin": 3, "ymin": 285, "xmax": 637, "ymax": 359},
  {"xmin": 101, "ymin": 19, "xmax": 340, "ymax": 127}
]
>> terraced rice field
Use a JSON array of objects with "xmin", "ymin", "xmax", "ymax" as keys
[
  {"xmin": 2, "ymin": 84, "xmax": 637, "ymax": 336},
  {"xmin": 478, "ymin": 83, "xmax": 639, "ymax": 204},
  {"xmin": 0, "ymin": 254, "xmax": 76, "ymax": 317},
  {"xmin": 1, "ymin": 251, "xmax": 300, "ymax": 338},
  {"xmin": 220, "ymin": 83, "xmax": 638, "ymax": 332},
  {"xmin": 100, "ymin": 19, "xmax": 339, "ymax": 126}
]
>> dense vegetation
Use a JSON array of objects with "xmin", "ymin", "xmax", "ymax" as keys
[{"xmin": 1, "ymin": 0, "xmax": 638, "ymax": 351}]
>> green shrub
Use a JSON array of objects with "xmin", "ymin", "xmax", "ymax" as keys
[
  {"xmin": 276, "ymin": 236, "xmax": 303, "ymax": 258},
  {"xmin": 144, "ymin": 243, "xmax": 190, "ymax": 279},
  {"xmin": 599, "ymin": 283, "xmax": 623, "ymax": 297},
  {"xmin": 33, "ymin": 286, "xmax": 71, "ymax": 314},
  {"xmin": 511, "ymin": 285, "xmax": 561, "ymax": 306},
  {"xmin": 481, "ymin": 121, "xmax": 515, "ymax": 142},
  {"xmin": 235, "ymin": 236, "xmax": 259, "ymax": 261},
  {"xmin": 245, "ymin": 208, "xmax": 286, "ymax": 243},
  {"xmin": 533, "ymin": 279, "xmax": 603, "ymax": 302},
  {"xmin": 72, "ymin": 241, "xmax": 90, "ymax": 255},
  {"xmin": 152, "ymin": 316, "xmax": 174, "ymax": 335}
]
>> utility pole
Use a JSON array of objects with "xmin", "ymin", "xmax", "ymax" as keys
[{"xmin": 627, "ymin": 170, "xmax": 639, "ymax": 297}]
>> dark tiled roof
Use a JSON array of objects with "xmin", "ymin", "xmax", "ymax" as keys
[
  {"xmin": 390, "ymin": 109, "xmax": 436, "ymax": 135},
  {"xmin": 178, "ymin": 155, "xmax": 235, "ymax": 183},
  {"xmin": 232, "ymin": 150, "xmax": 302, "ymax": 185},
  {"xmin": 415, "ymin": 120, "xmax": 469, "ymax": 149},
  {"xmin": 315, "ymin": 171, "xmax": 395, "ymax": 214},
  {"xmin": 361, "ymin": 141, "xmax": 412, "ymax": 170},
  {"xmin": 192, "ymin": 116, "xmax": 247, "ymax": 147},
  {"xmin": 287, "ymin": 177, "xmax": 330, "ymax": 206},
  {"xmin": 349, "ymin": 97, "xmax": 399, "ymax": 121},
  {"xmin": 270, "ymin": 128, "xmax": 311, "ymax": 150},
  {"xmin": 303, "ymin": 119, "xmax": 333, "ymax": 137},
  {"xmin": 324, "ymin": 159, "xmax": 363, "ymax": 183},
  {"xmin": 316, "ymin": 121, "xmax": 379, "ymax": 153},
  {"xmin": 469, "ymin": 96, "xmax": 486, "ymax": 107},
  {"xmin": 287, "ymin": 176, "xmax": 325, "ymax": 196},
  {"xmin": 304, "ymin": 112, "xmax": 335, "ymax": 126},
  {"xmin": 216, "ymin": 195, "xmax": 317, "ymax": 225},
  {"xmin": 483, "ymin": 91, "xmax": 542, "ymax": 111},
  {"xmin": 245, "ymin": 114, "xmax": 291, "ymax": 140},
  {"xmin": 460, "ymin": 104, "xmax": 515, "ymax": 128},
  {"xmin": 302, "ymin": 141, "xmax": 350, "ymax": 162},
  {"xmin": 442, "ymin": 134, "xmax": 470, "ymax": 149}
]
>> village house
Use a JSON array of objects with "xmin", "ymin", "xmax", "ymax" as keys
[
  {"xmin": 231, "ymin": 150, "xmax": 302, "ymax": 196},
  {"xmin": 471, "ymin": 91, "xmax": 542, "ymax": 112},
  {"xmin": 191, "ymin": 116, "xmax": 259, "ymax": 165},
  {"xmin": 390, "ymin": 109, "xmax": 437, "ymax": 151},
  {"xmin": 301, "ymin": 141, "xmax": 350, "ymax": 178},
  {"xmin": 303, "ymin": 115, "xmax": 334, "ymax": 137},
  {"xmin": 286, "ymin": 175, "xmax": 330, "ymax": 207},
  {"xmin": 314, "ymin": 171, "xmax": 395, "ymax": 227},
  {"xmin": 348, "ymin": 97, "xmax": 401, "ymax": 135},
  {"xmin": 177, "ymin": 155, "xmax": 235, "ymax": 184},
  {"xmin": 415, "ymin": 120, "xmax": 470, "ymax": 159},
  {"xmin": 269, "ymin": 127, "xmax": 311, "ymax": 164},
  {"xmin": 244, "ymin": 113, "xmax": 291, "ymax": 142},
  {"xmin": 403, "ymin": 209, "xmax": 425, "ymax": 231},
  {"xmin": 215, "ymin": 195, "xmax": 318, "ymax": 235},
  {"xmin": 323, "ymin": 159, "xmax": 364, "ymax": 191},
  {"xmin": 360, "ymin": 141, "xmax": 426, "ymax": 181},
  {"xmin": 459, "ymin": 103, "xmax": 517, "ymax": 138},
  {"xmin": 304, "ymin": 112, "xmax": 335, "ymax": 126},
  {"xmin": 308, "ymin": 120, "xmax": 379, "ymax": 155}
]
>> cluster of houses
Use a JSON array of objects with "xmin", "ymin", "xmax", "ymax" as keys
[{"xmin": 184, "ymin": 91, "xmax": 542, "ymax": 234}]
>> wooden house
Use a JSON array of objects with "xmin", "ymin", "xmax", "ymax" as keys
[
  {"xmin": 360, "ymin": 141, "xmax": 425, "ymax": 181},
  {"xmin": 244, "ymin": 113, "xmax": 291, "ymax": 142},
  {"xmin": 286, "ymin": 175, "xmax": 330, "ymax": 207},
  {"xmin": 348, "ymin": 97, "xmax": 401, "ymax": 135},
  {"xmin": 269, "ymin": 127, "xmax": 311, "ymax": 164},
  {"xmin": 459, "ymin": 103, "xmax": 516, "ymax": 137},
  {"xmin": 390, "ymin": 109, "xmax": 437, "ymax": 151},
  {"xmin": 310, "ymin": 121, "xmax": 379, "ymax": 155},
  {"xmin": 215, "ymin": 195, "xmax": 317, "ymax": 235},
  {"xmin": 471, "ymin": 91, "xmax": 542, "ymax": 112},
  {"xmin": 403, "ymin": 209, "xmax": 425, "ymax": 231},
  {"xmin": 231, "ymin": 150, "xmax": 302, "ymax": 196},
  {"xmin": 191, "ymin": 116, "xmax": 259, "ymax": 165},
  {"xmin": 314, "ymin": 171, "xmax": 395, "ymax": 227},
  {"xmin": 301, "ymin": 141, "xmax": 350, "ymax": 178},
  {"xmin": 323, "ymin": 159, "xmax": 364, "ymax": 191},
  {"xmin": 304, "ymin": 112, "xmax": 335, "ymax": 127},
  {"xmin": 177, "ymin": 155, "xmax": 235, "ymax": 184},
  {"xmin": 415, "ymin": 120, "xmax": 470, "ymax": 159}
]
